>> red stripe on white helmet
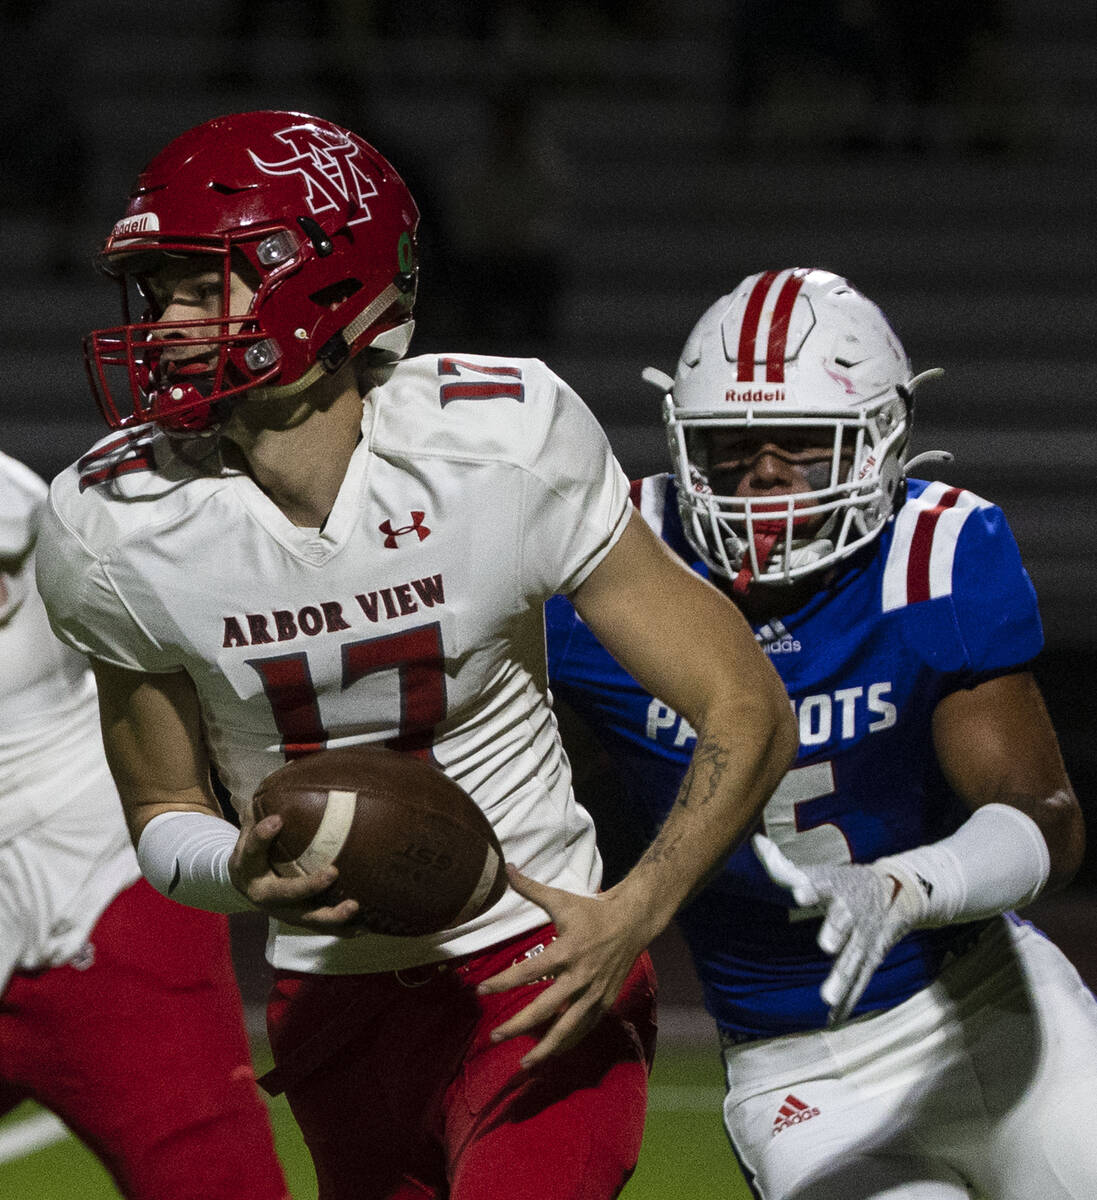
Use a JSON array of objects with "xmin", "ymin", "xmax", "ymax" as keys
[{"xmin": 735, "ymin": 270, "xmax": 780, "ymax": 381}]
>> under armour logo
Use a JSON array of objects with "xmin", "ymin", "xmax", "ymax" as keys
[
  {"xmin": 379, "ymin": 512, "xmax": 431, "ymax": 548},
  {"xmin": 249, "ymin": 123, "xmax": 379, "ymax": 226}
]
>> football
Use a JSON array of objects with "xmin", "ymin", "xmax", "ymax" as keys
[{"xmin": 251, "ymin": 746, "xmax": 508, "ymax": 936}]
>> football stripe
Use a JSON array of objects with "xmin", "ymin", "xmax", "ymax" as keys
[
  {"xmin": 882, "ymin": 482, "xmax": 991, "ymax": 611},
  {"xmin": 76, "ymin": 429, "xmax": 150, "ymax": 471},
  {"xmin": 905, "ymin": 486, "xmax": 963, "ymax": 603},
  {"xmin": 926, "ymin": 490, "xmax": 990, "ymax": 600},
  {"xmin": 451, "ymin": 844, "xmax": 502, "ymax": 927},
  {"xmin": 736, "ymin": 270, "xmax": 780, "ymax": 380},
  {"xmin": 289, "ymin": 788, "xmax": 358, "ymax": 876},
  {"xmin": 882, "ymin": 481, "xmax": 950, "ymax": 610},
  {"xmin": 765, "ymin": 272, "xmax": 806, "ymax": 382}
]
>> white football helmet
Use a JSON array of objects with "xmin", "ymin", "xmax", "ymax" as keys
[{"xmin": 655, "ymin": 267, "xmax": 943, "ymax": 591}]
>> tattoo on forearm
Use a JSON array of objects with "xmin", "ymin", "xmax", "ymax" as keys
[
  {"xmin": 643, "ymin": 734, "xmax": 732, "ymax": 866},
  {"xmin": 676, "ymin": 735, "xmax": 732, "ymax": 811}
]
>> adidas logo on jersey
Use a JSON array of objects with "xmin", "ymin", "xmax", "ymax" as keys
[
  {"xmin": 756, "ymin": 621, "xmax": 801, "ymax": 655},
  {"xmin": 772, "ymin": 1094, "xmax": 820, "ymax": 1136}
]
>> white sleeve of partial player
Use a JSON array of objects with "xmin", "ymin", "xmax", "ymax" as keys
[
  {"xmin": 875, "ymin": 802, "xmax": 1051, "ymax": 928},
  {"xmin": 137, "ymin": 811, "xmax": 258, "ymax": 914}
]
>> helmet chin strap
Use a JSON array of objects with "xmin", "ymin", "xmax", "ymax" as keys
[{"xmin": 249, "ymin": 282, "xmax": 409, "ymax": 404}]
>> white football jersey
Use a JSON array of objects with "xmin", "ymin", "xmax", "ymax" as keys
[
  {"xmin": 0, "ymin": 451, "xmax": 119, "ymax": 843},
  {"xmin": 38, "ymin": 354, "xmax": 632, "ymax": 974}
]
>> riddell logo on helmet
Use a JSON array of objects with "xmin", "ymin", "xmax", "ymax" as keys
[
  {"xmin": 112, "ymin": 213, "xmax": 160, "ymax": 237},
  {"xmin": 725, "ymin": 387, "xmax": 786, "ymax": 403}
]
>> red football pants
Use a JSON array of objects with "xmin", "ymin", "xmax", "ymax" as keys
[
  {"xmin": 267, "ymin": 924, "xmax": 657, "ymax": 1200},
  {"xmin": 0, "ymin": 879, "xmax": 288, "ymax": 1200}
]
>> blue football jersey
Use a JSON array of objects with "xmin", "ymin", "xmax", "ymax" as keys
[{"xmin": 546, "ymin": 474, "xmax": 1044, "ymax": 1038}]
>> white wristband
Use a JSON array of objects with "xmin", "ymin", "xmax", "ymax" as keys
[
  {"xmin": 876, "ymin": 802, "xmax": 1051, "ymax": 929},
  {"xmin": 137, "ymin": 811, "xmax": 257, "ymax": 914}
]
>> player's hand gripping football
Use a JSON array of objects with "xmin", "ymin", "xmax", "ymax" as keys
[
  {"xmin": 228, "ymin": 809, "xmax": 361, "ymax": 935},
  {"xmin": 476, "ymin": 866, "xmax": 650, "ymax": 1069},
  {"xmin": 753, "ymin": 834, "xmax": 930, "ymax": 1025}
]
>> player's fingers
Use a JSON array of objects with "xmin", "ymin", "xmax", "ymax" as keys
[
  {"xmin": 245, "ymin": 862, "xmax": 339, "ymax": 906},
  {"xmin": 272, "ymin": 896, "xmax": 361, "ymax": 936},
  {"xmin": 820, "ymin": 947, "xmax": 858, "ymax": 1022},
  {"xmin": 753, "ymin": 835, "xmax": 818, "ymax": 902},
  {"xmin": 825, "ymin": 943, "xmax": 879, "ymax": 1026},
  {"xmin": 487, "ymin": 976, "xmax": 572, "ymax": 1045},
  {"xmin": 488, "ymin": 977, "xmax": 606, "ymax": 1068},
  {"xmin": 845, "ymin": 955, "xmax": 881, "ymax": 1021},
  {"xmin": 502, "ymin": 865, "xmax": 576, "ymax": 919},
  {"xmin": 821, "ymin": 916, "xmax": 867, "ymax": 996},
  {"xmin": 248, "ymin": 813, "xmax": 285, "ymax": 844},
  {"xmin": 232, "ymin": 813, "xmax": 282, "ymax": 871},
  {"xmin": 817, "ymin": 897, "xmax": 854, "ymax": 956},
  {"xmin": 824, "ymin": 984, "xmax": 854, "ymax": 1027},
  {"xmin": 519, "ymin": 999, "xmax": 602, "ymax": 1069},
  {"xmin": 476, "ymin": 946, "xmax": 561, "ymax": 995},
  {"xmin": 299, "ymin": 897, "xmax": 361, "ymax": 928},
  {"xmin": 822, "ymin": 921, "xmax": 883, "ymax": 1022}
]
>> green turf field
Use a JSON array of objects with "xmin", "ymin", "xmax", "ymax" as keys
[{"xmin": 0, "ymin": 1043, "xmax": 752, "ymax": 1198}]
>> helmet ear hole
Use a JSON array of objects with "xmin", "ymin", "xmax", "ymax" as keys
[
  {"xmin": 310, "ymin": 279, "xmax": 363, "ymax": 310},
  {"xmin": 296, "ymin": 214, "xmax": 335, "ymax": 256}
]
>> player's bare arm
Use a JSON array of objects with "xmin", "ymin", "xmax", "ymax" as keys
[
  {"xmin": 91, "ymin": 658, "xmax": 359, "ymax": 932},
  {"xmin": 480, "ymin": 510, "xmax": 798, "ymax": 1065},
  {"xmin": 932, "ymin": 669, "xmax": 1084, "ymax": 888}
]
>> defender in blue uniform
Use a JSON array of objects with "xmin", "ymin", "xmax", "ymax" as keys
[{"xmin": 547, "ymin": 270, "xmax": 1097, "ymax": 1199}]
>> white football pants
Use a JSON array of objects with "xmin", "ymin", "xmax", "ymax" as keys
[
  {"xmin": 721, "ymin": 915, "xmax": 1097, "ymax": 1199},
  {"xmin": 0, "ymin": 774, "xmax": 138, "ymax": 992}
]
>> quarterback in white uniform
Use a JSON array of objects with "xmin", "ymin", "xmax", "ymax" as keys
[
  {"xmin": 1, "ymin": 450, "xmax": 287, "ymax": 1200},
  {"xmin": 35, "ymin": 111, "xmax": 796, "ymax": 1200},
  {"xmin": 47, "ymin": 352, "xmax": 665, "ymax": 978}
]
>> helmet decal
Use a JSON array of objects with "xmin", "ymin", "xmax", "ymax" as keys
[
  {"xmin": 396, "ymin": 230, "xmax": 414, "ymax": 273},
  {"xmin": 823, "ymin": 364, "xmax": 859, "ymax": 395},
  {"xmin": 733, "ymin": 269, "xmax": 808, "ymax": 383},
  {"xmin": 248, "ymin": 123, "xmax": 379, "ymax": 227}
]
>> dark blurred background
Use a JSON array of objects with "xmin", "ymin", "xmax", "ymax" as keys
[{"xmin": 2, "ymin": 0, "xmax": 1094, "ymax": 1007}]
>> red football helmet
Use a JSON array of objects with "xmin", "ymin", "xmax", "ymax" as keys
[{"xmin": 85, "ymin": 110, "xmax": 420, "ymax": 431}]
